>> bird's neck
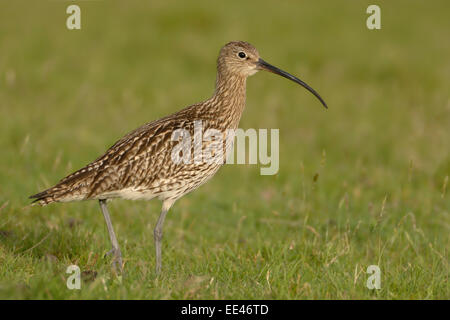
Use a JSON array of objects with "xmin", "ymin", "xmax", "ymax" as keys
[{"xmin": 208, "ymin": 72, "xmax": 247, "ymax": 129}]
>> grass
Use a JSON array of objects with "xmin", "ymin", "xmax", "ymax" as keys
[{"xmin": 0, "ymin": 0, "xmax": 448, "ymax": 299}]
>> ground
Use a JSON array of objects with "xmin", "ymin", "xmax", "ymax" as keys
[{"xmin": 0, "ymin": 0, "xmax": 448, "ymax": 299}]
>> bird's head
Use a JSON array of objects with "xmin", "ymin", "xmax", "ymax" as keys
[
  {"xmin": 217, "ymin": 41, "xmax": 327, "ymax": 109},
  {"xmin": 218, "ymin": 41, "xmax": 261, "ymax": 77}
]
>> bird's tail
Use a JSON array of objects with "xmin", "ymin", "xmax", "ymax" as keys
[
  {"xmin": 29, "ymin": 188, "xmax": 57, "ymax": 206},
  {"xmin": 29, "ymin": 167, "xmax": 95, "ymax": 206},
  {"xmin": 29, "ymin": 157, "xmax": 105, "ymax": 206}
]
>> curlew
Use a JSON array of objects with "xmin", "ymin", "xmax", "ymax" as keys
[{"xmin": 30, "ymin": 41, "xmax": 327, "ymax": 273}]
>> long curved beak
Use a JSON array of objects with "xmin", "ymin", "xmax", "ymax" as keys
[{"xmin": 258, "ymin": 58, "xmax": 327, "ymax": 109}]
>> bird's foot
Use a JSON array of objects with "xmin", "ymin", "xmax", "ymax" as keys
[{"xmin": 104, "ymin": 248, "xmax": 123, "ymax": 272}]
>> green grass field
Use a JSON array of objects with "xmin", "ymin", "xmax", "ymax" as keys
[{"xmin": 0, "ymin": 0, "xmax": 448, "ymax": 299}]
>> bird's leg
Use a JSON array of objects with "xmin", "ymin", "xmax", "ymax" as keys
[
  {"xmin": 99, "ymin": 199, "xmax": 123, "ymax": 272},
  {"xmin": 154, "ymin": 209, "xmax": 168, "ymax": 275},
  {"xmin": 154, "ymin": 200, "xmax": 174, "ymax": 275}
]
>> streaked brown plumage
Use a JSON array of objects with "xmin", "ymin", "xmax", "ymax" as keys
[{"xmin": 30, "ymin": 41, "xmax": 327, "ymax": 273}]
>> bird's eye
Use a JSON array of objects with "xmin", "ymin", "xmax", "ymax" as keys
[{"xmin": 238, "ymin": 52, "xmax": 246, "ymax": 59}]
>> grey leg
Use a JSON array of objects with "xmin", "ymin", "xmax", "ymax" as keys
[
  {"xmin": 154, "ymin": 200, "xmax": 174, "ymax": 274},
  {"xmin": 99, "ymin": 199, "xmax": 123, "ymax": 271}
]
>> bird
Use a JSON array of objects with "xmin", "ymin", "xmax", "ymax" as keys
[{"xmin": 29, "ymin": 41, "xmax": 327, "ymax": 274}]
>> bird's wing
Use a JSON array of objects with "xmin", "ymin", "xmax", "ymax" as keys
[{"xmin": 30, "ymin": 112, "xmax": 190, "ymax": 204}]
